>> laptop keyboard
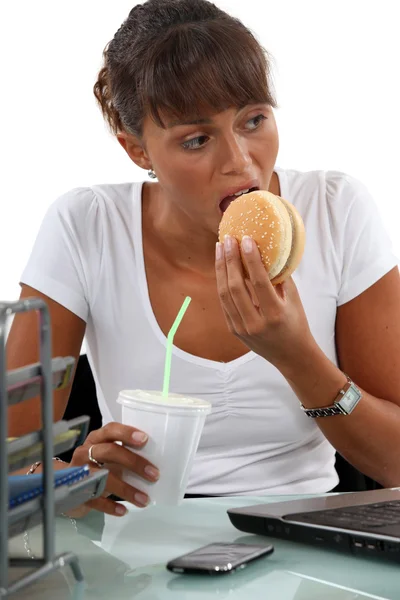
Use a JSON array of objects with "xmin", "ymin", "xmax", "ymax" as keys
[{"xmin": 285, "ymin": 501, "xmax": 400, "ymax": 531}]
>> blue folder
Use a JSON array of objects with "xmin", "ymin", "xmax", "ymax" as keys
[{"xmin": 8, "ymin": 465, "xmax": 90, "ymax": 509}]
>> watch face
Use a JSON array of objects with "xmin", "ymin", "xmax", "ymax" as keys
[{"xmin": 339, "ymin": 385, "xmax": 361, "ymax": 413}]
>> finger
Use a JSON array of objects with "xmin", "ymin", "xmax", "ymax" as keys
[
  {"xmin": 63, "ymin": 494, "xmax": 126, "ymax": 519},
  {"xmin": 215, "ymin": 240, "xmax": 243, "ymax": 331},
  {"xmin": 103, "ymin": 470, "xmax": 150, "ymax": 508},
  {"xmin": 240, "ymin": 236, "xmax": 279, "ymax": 310},
  {"xmin": 85, "ymin": 496, "xmax": 129, "ymax": 517},
  {"xmin": 223, "ymin": 235, "xmax": 261, "ymax": 324},
  {"xmin": 279, "ymin": 276, "xmax": 299, "ymax": 300},
  {"xmin": 76, "ymin": 442, "xmax": 160, "ymax": 483},
  {"xmin": 220, "ymin": 303, "xmax": 237, "ymax": 336},
  {"xmin": 71, "ymin": 448, "xmax": 153, "ymax": 508},
  {"xmin": 245, "ymin": 279, "xmax": 260, "ymax": 308},
  {"xmin": 85, "ymin": 422, "xmax": 149, "ymax": 448}
]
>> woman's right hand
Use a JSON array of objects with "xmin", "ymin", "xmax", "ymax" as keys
[{"xmin": 67, "ymin": 422, "xmax": 159, "ymax": 518}]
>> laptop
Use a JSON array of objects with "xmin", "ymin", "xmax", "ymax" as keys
[{"xmin": 227, "ymin": 487, "xmax": 400, "ymax": 562}]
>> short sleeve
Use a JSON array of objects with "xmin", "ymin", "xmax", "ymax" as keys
[
  {"xmin": 326, "ymin": 172, "xmax": 399, "ymax": 306},
  {"xmin": 20, "ymin": 188, "xmax": 102, "ymax": 322}
]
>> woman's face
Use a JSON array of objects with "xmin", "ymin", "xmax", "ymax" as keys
[{"xmin": 142, "ymin": 103, "xmax": 279, "ymax": 233}]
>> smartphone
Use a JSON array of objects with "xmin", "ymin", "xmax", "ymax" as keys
[{"xmin": 166, "ymin": 542, "xmax": 274, "ymax": 575}]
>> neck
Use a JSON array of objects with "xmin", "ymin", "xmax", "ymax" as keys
[{"xmin": 142, "ymin": 184, "xmax": 217, "ymax": 274}]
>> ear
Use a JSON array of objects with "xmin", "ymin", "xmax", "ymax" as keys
[{"xmin": 117, "ymin": 132, "xmax": 152, "ymax": 171}]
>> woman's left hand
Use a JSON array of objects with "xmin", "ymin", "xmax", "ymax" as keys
[{"xmin": 215, "ymin": 235, "xmax": 315, "ymax": 370}]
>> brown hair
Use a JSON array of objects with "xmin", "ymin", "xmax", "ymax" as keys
[{"xmin": 93, "ymin": 0, "xmax": 277, "ymax": 137}]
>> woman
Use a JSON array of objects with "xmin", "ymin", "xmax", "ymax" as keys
[{"xmin": 7, "ymin": 0, "xmax": 400, "ymax": 518}]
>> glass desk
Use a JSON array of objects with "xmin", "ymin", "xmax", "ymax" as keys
[{"xmin": 8, "ymin": 496, "xmax": 399, "ymax": 599}]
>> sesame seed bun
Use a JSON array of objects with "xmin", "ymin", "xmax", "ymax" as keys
[{"xmin": 218, "ymin": 190, "xmax": 305, "ymax": 285}]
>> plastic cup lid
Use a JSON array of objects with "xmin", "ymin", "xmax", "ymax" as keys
[{"xmin": 117, "ymin": 390, "xmax": 212, "ymax": 411}]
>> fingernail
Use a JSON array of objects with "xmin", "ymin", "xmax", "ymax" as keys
[
  {"xmin": 134, "ymin": 492, "xmax": 149, "ymax": 507},
  {"xmin": 115, "ymin": 505, "xmax": 127, "ymax": 516},
  {"xmin": 242, "ymin": 236, "xmax": 253, "ymax": 254},
  {"xmin": 215, "ymin": 242, "xmax": 223, "ymax": 261},
  {"xmin": 224, "ymin": 235, "xmax": 233, "ymax": 253},
  {"xmin": 144, "ymin": 465, "xmax": 160, "ymax": 481},
  {"xmin": 132, "ymin": 431, "xmax": 148, "ymax": 444}
]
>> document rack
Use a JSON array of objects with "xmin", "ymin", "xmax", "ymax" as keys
[{"xmin": 0, "ymin": 298, "xmax": 108, "ymax": 597}]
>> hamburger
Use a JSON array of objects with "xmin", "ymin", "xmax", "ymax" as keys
[{"xmin": 218, "ymin": 190, "xmax": 305, "ymax": 285}]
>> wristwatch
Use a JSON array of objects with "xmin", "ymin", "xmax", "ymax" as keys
[{"xmin": 301, "ymin": 375, "xmax": 362, "ymax": 418}]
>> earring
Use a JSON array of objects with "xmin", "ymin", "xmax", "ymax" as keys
[{"xmin": 148, "ymin": 168, "xmax": 157, "ymax": 179}]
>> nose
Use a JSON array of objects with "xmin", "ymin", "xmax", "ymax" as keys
[{"xmin": 219, "ymin": 134, "xmax": 252, "ymax": 175}]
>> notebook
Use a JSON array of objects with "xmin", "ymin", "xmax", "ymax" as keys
[
  {"xmin": 227, "ymin": 488, "xmax": 400, "ymax": 562},
  {"xmin": 8, "ymin": 465, "xmax": 90, "ymax": 509}
]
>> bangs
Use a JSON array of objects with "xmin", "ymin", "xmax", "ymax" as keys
[{"xmin": 142, "ymin": 20, "xmax": 277, "ymax": 127}]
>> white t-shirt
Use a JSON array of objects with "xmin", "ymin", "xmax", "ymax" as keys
[{"xmin": 20, "ymin": 167, "xmax": 398, "ymax": 495}]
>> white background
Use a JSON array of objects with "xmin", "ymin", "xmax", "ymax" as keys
[{"xmin": 1, "ymin": 0, "xmax": 399, "ymax": 302}]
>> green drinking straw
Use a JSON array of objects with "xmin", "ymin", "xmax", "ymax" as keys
[{"xmin": 162, "ymin": 296, "xmax": 192, "ymax": 398}]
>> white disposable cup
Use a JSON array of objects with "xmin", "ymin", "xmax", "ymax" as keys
[{"xmin": 117, "ymin": 390, "xmax": 212, "ymax": 506}]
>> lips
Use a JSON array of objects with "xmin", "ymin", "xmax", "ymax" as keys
[{"xmin": 219, "ymin": 184, "xmax": 260, "ymax": 213}]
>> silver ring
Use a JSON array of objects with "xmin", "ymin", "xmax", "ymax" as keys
[{"xmin": 88, "ymin": 445, "xmax": 104, "ymax": 468}]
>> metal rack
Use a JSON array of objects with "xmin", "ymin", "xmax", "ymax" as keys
[{"xmin": 0, "ymin": 299, "xmax": 108, "ymax": 597}]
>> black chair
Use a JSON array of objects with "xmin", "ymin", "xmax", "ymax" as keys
[
  {"xmin": 59, "ymin": 354, "xmax": 102, "ymax": 462},
  {"xmin": 333, "ymin": 452, "xmax": 381, "ymax": 492},
  {"xmin": 61, "ymin": 355, "xmax": 381, "ymax": 492}
]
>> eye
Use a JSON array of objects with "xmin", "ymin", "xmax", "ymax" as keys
[
  {"xmin": 181, "ymin": 135, "xmax": 209, "ymax": 151},
  {"xmin": 245, "ymin": 114, "xmax": 268, "ymax": 131}
]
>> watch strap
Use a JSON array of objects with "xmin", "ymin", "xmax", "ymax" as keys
[{"xmin": 301, "ymin": 375, "xmax": 361, "ymax": 418}]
